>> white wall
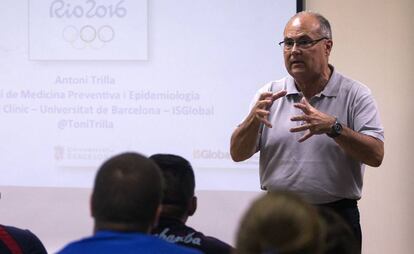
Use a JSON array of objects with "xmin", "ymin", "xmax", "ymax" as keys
[
  {"xmin": 304, "ymin": 0, "xmax": 414, "ymax": 253},
  {"xmin": 1, "ymin": 1, "xmax": 413, "ymax": 253}
]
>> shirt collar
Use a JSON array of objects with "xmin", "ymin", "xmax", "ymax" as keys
[
  {"xmin": 321, "ymin": 65, "xmax": 340, "ymax": 97},
  {"xmin": 286, "ymin": 65, "xmax": 340, "ymax": 98}
]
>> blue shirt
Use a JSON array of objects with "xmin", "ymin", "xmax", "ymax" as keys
[{"xmin": 57, "ymin": 230, "xmax": 202, "ymax": 254}]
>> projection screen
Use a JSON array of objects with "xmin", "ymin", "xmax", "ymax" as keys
[{"xmin": 0, "ymin": 0, "xmax": 300, "ymax": 191}]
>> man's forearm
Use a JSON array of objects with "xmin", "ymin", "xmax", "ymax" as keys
[
  {"xmin": 334, "ymin": 126, "xmax": 384, "ymax": 167},
  {"xmin": 230, "ymin": 116, "xmax": 262, "ymax": 162}
]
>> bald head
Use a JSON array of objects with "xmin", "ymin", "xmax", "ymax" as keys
[{"xmin": 286, "ymin": 11, "xmax": 332, "ymax": 39}]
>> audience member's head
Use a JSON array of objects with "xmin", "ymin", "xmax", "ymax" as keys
[
  {"xmin": 235, "ymin": 191, "xmax": 324, "ymax": 254},
  {"xmin": 91, "ymin": 152, "xmax": 163, "ymax": 233},
  {"xmin": 317, "ymin": 208, "xmax": 359, "ymax": 254},
  {"xmin": 149, "ymin": 154, "xmax": 196, "ymax": 221},
  {"xmin": 0, "ymin": 225, "xmax": 47, "ymax": 254}
]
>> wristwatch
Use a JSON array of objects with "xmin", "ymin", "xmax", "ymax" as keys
[{"xmin": 327, "ymin": 119, "xmax": 342, "ymax": 138}]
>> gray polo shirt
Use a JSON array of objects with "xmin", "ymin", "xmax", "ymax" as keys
[{"xmin": 250, "ymin": 67, "xmax": 384, "ymax": 204}]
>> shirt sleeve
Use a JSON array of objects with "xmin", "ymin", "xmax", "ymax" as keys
[{"xmin": 351, "ymin": 85, "xmax": 384, "ymax": 141}]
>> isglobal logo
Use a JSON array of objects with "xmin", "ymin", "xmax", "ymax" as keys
[
  {"xmin": 49, "ymin": 0, "xmax": 127, "ymax": 19},
  {"xmin": 29, "ymin": 0, "xmax": 148, "ymax": 60}
]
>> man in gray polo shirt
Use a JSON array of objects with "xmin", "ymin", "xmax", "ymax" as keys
[{"xmin": 230, "ymin": 11, "xmax": 384, "ymax": 249}]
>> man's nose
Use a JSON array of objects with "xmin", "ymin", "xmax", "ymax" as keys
[{"xmin": 291, "ymin": 43, "xmax": 301, "ymax": 54}]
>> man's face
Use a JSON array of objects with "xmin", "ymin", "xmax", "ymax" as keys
[{"xmin": 282, "ymin": 15, "xmax": 332, "ymax": 81}]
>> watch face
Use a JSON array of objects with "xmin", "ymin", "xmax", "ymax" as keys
[
  {"xmin": 327, "ymin": 121, "xmax": 342, "ymax": 138},
  {"xmin": 334, "ymin": 123, "xmax": 342, "ymax": 133}
]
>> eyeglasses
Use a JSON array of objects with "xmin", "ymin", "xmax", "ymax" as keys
[{"xmin": 278, "ymin": 37, "xmax": 328, "ymax": 50}]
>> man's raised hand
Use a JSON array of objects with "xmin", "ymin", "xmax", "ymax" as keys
[
  {"xmin": 252, "ymin": 90, "xmax": 287, "ymax": 128},
  {"xmin": 289, "ymin": 97, "xmax": 336, "ymax": 142}
]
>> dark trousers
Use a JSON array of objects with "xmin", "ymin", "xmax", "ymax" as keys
[{"xmin": 316, "ymin": 199, "xmax": 362, "ymax": 251}]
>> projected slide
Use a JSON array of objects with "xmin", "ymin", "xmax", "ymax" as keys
[{"xmin": 0, "ymin": 0, "xmax": 296, "ymax": 190}]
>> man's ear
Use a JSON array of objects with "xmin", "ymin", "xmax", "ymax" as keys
[
  {"xmin": 90, "ymin": 195, "xmax": 95, "ymax": 218},
  {"xmin": 152, "ymin": 204, "xmax": 163, "ymax": 229},
  {"xmin": 325, "ymin": 39, "xmax": 333, "ymax": 56},
  {"xmin": 188, "ymin": 196, "xmax": 197, "ymax": 217}
]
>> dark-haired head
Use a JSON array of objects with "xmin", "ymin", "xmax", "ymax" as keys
[
  {"xmin": 150, "ymin": 154, "xmax": 196, "ymax": 220},
  {"xmin": 91, "ymin": 152, "xmax": 163, "ymax": 233}
]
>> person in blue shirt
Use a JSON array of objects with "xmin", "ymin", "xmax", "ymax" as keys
[{"xmin": 57, "ymin": 152, "xmax": 201, "ymax": 254}]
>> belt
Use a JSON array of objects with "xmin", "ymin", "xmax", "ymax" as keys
[{"xmin": 316, "ymin": 199, "xmax": 358, "ymax": 209}]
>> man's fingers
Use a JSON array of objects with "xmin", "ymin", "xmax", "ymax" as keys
[
  {"xmin": 293, "ymin": 102, "xmax": 311, "ymax": 114},
  {"xmin": 254, "ymin": 90, "xmax": 287, "ymax": 128},
  {"xmin": 289, "ymin": 124, "xmax": 312, "ymax": 132},
  {"xmin": 256, "ymin": 109, "xmax": 269, "ymax": 117},
  {"xmin": 295, "ymin": 97, "xmax": 315, "ymax": 114},
  {"xmin": 255, "ymin": 115, "xmax": 272, "ymax": 128},
  {"xmin": 271, "ymin": 90, "xmax": 287, "ymax": 101},
  {"xmin": 298, "ymin": 132, "xmax": 313, "ymax": 142},
  {"xmin": 258, "ymin": 92, "xmax": 274, "ymax": 100},
  {"xmin": 261, "ymin": 118, "xmax": 273, "ymax": 128},
  {"xmin": 256, "ymin": 99, "xmax": 274, "ymax": 110},
  {"xmin": 293, "ymin": 102, "xmax": 307, "ymax": 110},
  {"xmin": 254, "ymin": 109, "xmax": 272, "ymax": 127},
  {"xmin": 290, "ymin": 115, "xmax": 309, "ymax": 122},
  {"xmin": 255, "ymin": 90, "xmax": 287, "ymax": 114},
  {"xmin": 301, "ymin": 97, "xmax": 311, "ymax": 106}
]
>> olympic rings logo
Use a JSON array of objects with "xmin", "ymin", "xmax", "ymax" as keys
[{"xmin": 62, "ymin": 25, "xmax": 115, "ymax": 49}]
